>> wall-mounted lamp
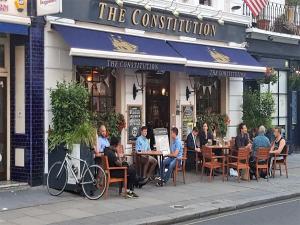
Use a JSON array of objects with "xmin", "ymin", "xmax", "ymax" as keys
[
  {"xmin": 161, "ymin": 88, "xmax": 166, "ymax": 96},
  {"xmin": 197, "ymin": 13, "xmax": 203, "ymax": 21},
  {"xmin": 133, "ymin": 71, "xmax": 144, "ymax": 100},
  {"xmin": 172, "ymin": 8, "xmax": 180, "ymax": 17},
  {"xmin": 115, "ymin": 0, "xmax": 123, "ymax": 7},
  {"xmin": 218, "ymin": 18, "xmax": 224, "ymax": 25},
  {"xmin": 86, "ymin": 74, "xmax": 93, "ymax": 82},
  {"xmin": 144, "ymin": 0, "xmax": 152, "ymax": 11}
]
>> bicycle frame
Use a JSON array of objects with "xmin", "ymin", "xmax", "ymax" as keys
[{"xmin": 57, "ymin": 153, "xmax": 94, "ymax": 185}]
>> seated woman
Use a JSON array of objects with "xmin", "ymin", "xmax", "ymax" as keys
[
  {"xmin": 199, "ymin": 122, "xmax": 213, "ymax": 147},
  {"xmin": 104, "ymin": 136, "xmax": 139, "ymax": 198},
  {"xmin": 269, "ymin": 127, "xmax": 287, "ymax": 176}
]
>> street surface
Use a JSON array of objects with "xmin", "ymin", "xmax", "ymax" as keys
[
  {"xmin": 178, "ymin": 198, "xmax": 300, "ymax": 225},
  {"xmin": 0, "ymin": 154, "xmax": 300, "ymax": 225}
]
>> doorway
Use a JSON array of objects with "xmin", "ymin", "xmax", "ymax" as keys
[
  {"xmin": 146, "ymin": 71, "xmax": 170, "ymax": 131},
  {"xmin": 0, "ymin": 77, "xmax": 6, "ymax": 181}
]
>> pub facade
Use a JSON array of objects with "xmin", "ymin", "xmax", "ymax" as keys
[{"xmin": 43, "ymin": 0, "xmax": 266, "ymax": 174}]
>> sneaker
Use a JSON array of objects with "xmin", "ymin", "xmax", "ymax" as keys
[
  {"xmin": 130, "ymin": 191, "xmax": 139, "ymax": 198},
  {"xmin": 155, "ymin": 177, "xmax": 162, "ymax": 181}
]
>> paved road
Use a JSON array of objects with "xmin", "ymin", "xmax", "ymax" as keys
[{"xmin": 179, "ymin": 198, "xmax": 300, "ymax": 225}]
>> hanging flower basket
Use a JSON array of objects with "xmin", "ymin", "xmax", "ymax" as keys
[{"xmin": 259, "ymin": 67, "xmax": 278, "ymax": 85}]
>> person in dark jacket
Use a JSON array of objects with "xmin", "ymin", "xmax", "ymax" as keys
[
  {"xmin": 104, "ymin": 136, "xmax": 139, "ymax": 198},
  {"xmin": 235, "ymin": 123, "xmax": 252, "ymax": 150},
  {"xmin": 186, "ymin": 127, "xmax": 201, "ymax": 171},
  {"xmin": 199, "ymin": 122, "xmax": 213, "ymax": 147},
  {"xmin": 186, "ymin": 127, "xmax": 201, "ymax": 152}
]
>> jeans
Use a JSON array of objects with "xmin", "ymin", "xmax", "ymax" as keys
[{"xmin": 163, "ymin": 157, "xmax": 177, "ymax": 183}]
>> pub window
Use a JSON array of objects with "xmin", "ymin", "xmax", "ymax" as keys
[
  {"xmin": 76, "ymin": 66, "xmax": 116, "ymax": 114},
  {"xmin": 0, "ymin": 45, "xmax": 4, "ymax": 68},
  {"xmin": 199, "ymin": 0, "xmax": 211, "ymax": 6},
  {"xmin": 195, "ymin": 77, "xmax": 220, "ymax": 115}
]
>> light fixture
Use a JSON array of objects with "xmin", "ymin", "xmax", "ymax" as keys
[
  {"xmin": 218, "ymin": 18, "xmax": 224, "ymax": 25},
  {"xmin": 133, "ymin": 71, "xmax": 144, "ymax": 100},
  {"xmin": 87, "ymin": 75, "xmax": 93, "ymax": 82},
  {"xmin": 197, "ymin": 13, "xmax": 203, "ymax": 21},
  {"xmin": 172, "ymin": 8, "xmax": 179, "ymax": 17},
  {"xmin": 231, "ymin": 5, "xmax": 241, "ymax": 11},
  {"xmin": 115, "ymin": 0, "xmax": 123, "ymax": 7},
  {"xmin": 144, "ymin": 0, "xmax": 151, "ymax": 11},
  {"xmin": 161, "ymin": 88, "xmax": 166, "ymax": 96}
]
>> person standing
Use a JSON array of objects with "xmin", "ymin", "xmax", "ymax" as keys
[
  {"xmin": 136, "ymin": 126, "xmax": 158, "ymax": 180},
  {"xmin": 157, "ymin": 127, "xmax": 183, "ymax": 186}
]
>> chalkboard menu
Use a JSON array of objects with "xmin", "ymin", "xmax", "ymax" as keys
[
  {"xmin": 181, "ymin": 105, "xmax": 194, "ymax": 141},
  {"xmin": 128, "ymin": 105, "xmax": 142, "ymax": 141},
  {"xmin": 154, "ymin": 128, "xmax": 170, "ymax": 156}
]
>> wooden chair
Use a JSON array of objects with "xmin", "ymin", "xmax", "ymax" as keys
[
  {"xmin": 227, "ymin": 148, "xmax": 250, "ymax": 182},
  {"xmin": 101, "ymin": 155, "xmax": 127, "ymax": 198},
  {"xmin": 255, "ymin": 147, "xmax": 270, "ymax": 181},
  {"xmin": 272, "ymin": 145, "xmax": 289, "ymax": 178},
  {"xmin": 201, "ymin": 146, "xmax": 225, "ymax": 182},
  {"xmin": 173, "ymin": 146, "xmax": 188, "ymax": 186}
]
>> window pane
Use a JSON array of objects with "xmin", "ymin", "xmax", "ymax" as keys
[
  {"xmin": 278, "ymin": 71, "xmax": 287, "ymax": 94},
  {"xmin": 0, "ymin": 45, "xmax": 4, "ymax": 68},
  {"xmin": 279, "ymin": 94, "xmax": 287, "ymax": 117},
  {"xmin": 199, "ymin": 0, "xmax": 211, "ymax": 5}
]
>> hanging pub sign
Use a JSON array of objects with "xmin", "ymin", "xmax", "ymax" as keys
[
  {"xmin": 181, "ymin": 105, "xmax": 194, "ymax": 141},
  {"xmin": 127, "ymin": 105, "xmax": 142, "ymax": 141},
  {"xmin": 57, "ymin": 0, "xmax": 246, "ymax": 43}
]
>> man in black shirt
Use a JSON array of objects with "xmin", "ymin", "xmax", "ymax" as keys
[
  {"xmin": 104, "ymin": 136, "xmax": 139, "ymax": 198},
  {"xmin": 235, "ymin": 123, "xmax": 252, "ymax": 150}
]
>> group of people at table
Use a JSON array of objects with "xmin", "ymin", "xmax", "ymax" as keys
[{"xmin": 95, "ymin": 122, "xmax": 287, "ymax": 198}]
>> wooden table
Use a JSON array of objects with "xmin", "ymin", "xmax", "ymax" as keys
[
  {"xmin": 205, "ymin": 145, "xmax": 231, "ymax": 155},
  {"xmin": 136, "ymin": 151, "xmax": 164, "ymax": 183}
]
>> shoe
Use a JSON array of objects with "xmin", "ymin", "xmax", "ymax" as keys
[
  {"xmin": 155, "ymin": 180, "xmax": 165, "ymax": 187},
  {"xmin": 130, "ymin": 191, "xmax": 139, "ymax": 198},
  {"xmin": 149, "ymin": 176, "xmax": 155, "ymax": 181}
]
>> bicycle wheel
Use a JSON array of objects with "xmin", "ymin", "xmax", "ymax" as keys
[
  {"xmin": 82, "ymin": 165, "xmax": 107, "ymax": 200},
  {"xmin": 47, "ymin": 161, "xmax": 68, "ymax": 196}
]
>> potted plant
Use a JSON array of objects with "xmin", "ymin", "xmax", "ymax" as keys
[
  {"xmin": 289, "ymin": 70, "xmax": 300, "ymax": 91},
  {"xmin": 196, "ymin": 113, "xmax": 230, "ymax": 137},
  {"xmin": 242, "ymin": 90, "xmax": 275, "ymax": 131},
  {"xmin": 93, "ymin": 111, "xmax": 126, "ymax": 139},
  {"xmin": 257, "ymin": 18, "xmax": 271, "ymax": 30},
  {"xmin": 48, "ymin": 82, "xmax": 96, "ymax": 189},
  {"xmin": 258, "ymin": 67, "xmax": 278, "ymax": 85}
]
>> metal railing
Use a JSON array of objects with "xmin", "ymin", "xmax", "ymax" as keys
[{"xmin": 243, "ymin": 2, "xmax": 300, "ymax": 35}]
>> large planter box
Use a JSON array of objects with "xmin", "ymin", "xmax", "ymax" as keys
[{"xmin": 48, "ymin": 144, "xmax": 94, "ymax": 193}]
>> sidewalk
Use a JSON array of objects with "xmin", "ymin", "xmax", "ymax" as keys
[{"xmin": 1, "ymin": 154, "xmax": 300, "ymax": 225}]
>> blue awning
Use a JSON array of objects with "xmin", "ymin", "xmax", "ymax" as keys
[
  {"xmin": 168, "ymin": 41, "xmax": 265, "ymax": 78},
  {"xmin": 0, "ymin": 22, "xmax": 28, "ymax": 35},
  {"xmin": 52, "ymin": 24, "xmax": 186, "ymax": 71}
]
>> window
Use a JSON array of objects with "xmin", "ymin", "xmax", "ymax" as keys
[
  {"xmin": 199, "ymin": 0, "xmax": 211, "ymax": 6},
  {"xmin": 76, "ymin": 67, "xmax": 116, "ymax": 114},
  {"xmin": 0, "ymin": 45, "xmax": 4, "ymax": 68},
  {"xmin": 195, "ymin": 77, "xmax": 220, "ymax": 115}
]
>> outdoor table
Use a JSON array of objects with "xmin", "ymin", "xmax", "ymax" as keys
[
  {"xmin": 136, "ymin": 151, "xmax": 164, "ymax": 184},
  {"xmin": 205, "ymin": 145, "xmax": 231, "ymax": 155}
]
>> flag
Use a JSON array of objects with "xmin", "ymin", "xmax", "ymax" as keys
[{"xmin": 244, "ymin": 0, "xmax": 269, "ymax": 17}]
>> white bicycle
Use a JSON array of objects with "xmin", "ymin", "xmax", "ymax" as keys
[{"xmin": 47, "ymin": 153, "xmax": 107, "ymax": 200}]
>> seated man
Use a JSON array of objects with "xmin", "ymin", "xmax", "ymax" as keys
[
  {"xmin": 97, "ymin": 125, "xmax": 110, "ymax": 154},
  {"xmin": 136, "ymin": 126, "xmax": 158, "ymax": 180},
  {"xmin": 186, "ymin": 127, "xmax": 201, "ymax": 171},
  {"xmin": 269, "ymin": 127, "xmax": 287, "ymax": 175},
  {"xmin": 157, "ymin": 127, "xmax": 183, "ymax": 186},
  {"xmin": 249, "ymin": 125, "xmax": 271, "ymax": 179},
  {"xmin": 104, "ymin": 136, "xmax": 139, "ymax": 198},
  {"xmin": 235, "ymin": 123, "xmax": 252, "ymax": 151}
]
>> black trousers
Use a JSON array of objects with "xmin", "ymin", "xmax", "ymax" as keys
[{"xmin": 110, "ymin": 166, "xmax": 137, "ymax": 191}]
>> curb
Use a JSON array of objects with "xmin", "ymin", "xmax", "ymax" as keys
[{"xmin": 138, "ymin": 192, "xmax": 300, "ymax": 225}]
